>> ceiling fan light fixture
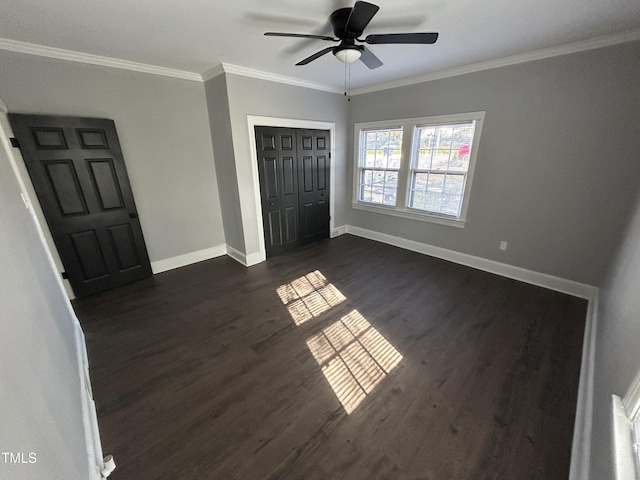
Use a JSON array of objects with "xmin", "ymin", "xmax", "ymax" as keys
[{"xmin": 334, "ymin": 47, "xmax": 362, "ymax": 63}]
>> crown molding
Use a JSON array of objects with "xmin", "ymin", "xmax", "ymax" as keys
[
  {"xmin": 3, "ymin": 28, "xmax": 639, "ymax": 93},
  {"xmin": 201, "ymin": 64, "xmax": 226, "ymax": 81},
  {"xmin": 351, "ymin": 28, "xmax": 640, "ymax": 95},
  {"xmin": 0, "ymin": 38, "xmax": 202, "ymax": 82},
  {"xmin": 207, "ymin": 63, "xmax": 343, "ymax": 94}
]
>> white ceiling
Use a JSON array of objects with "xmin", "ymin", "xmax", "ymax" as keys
[{"xmin": 1, "ymin": 0, "xmax": 640, "ymax": 91}]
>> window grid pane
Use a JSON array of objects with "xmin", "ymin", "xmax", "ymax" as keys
[
  {"xmin": 359, "ymin": 127, "xmax": 402, "ymax": 206},
  {"xmin": 409, "ymin": 122, "xmax": 475, "ymax": 216}
]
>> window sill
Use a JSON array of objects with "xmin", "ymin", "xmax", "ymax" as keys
[{"xmin": 351, "ymin": 202, "xmax": 467, "ymax": 228}]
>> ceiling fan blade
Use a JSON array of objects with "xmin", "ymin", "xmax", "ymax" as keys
[
  {"xmin": 283, "ymin": 22, "xmax": 334, "ymax": 54},
  {"xmin": 345, "ymin": 1, "xmax": 380, "ymax": 35},
  {"xmin": 364, "ymin": 32, "xmax": 439, "ymax": 44},
  {"xmin": 359, "ymin": 46, "xmax": 383, "ymax": 69},
  {"xmin": 296, "ymin": 46, "xmax": 335, "ymax": 65},
  {"xmin": 265, "ymin": 32, "xmax": 336, "ymax": 41}
]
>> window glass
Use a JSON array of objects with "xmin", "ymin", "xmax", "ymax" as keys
[
  {"xmin": 408, "ymin": 122, "xmax": 475, "ymax": 217},
  {"xmin": 358, "ymin": 128, "xmax": 402, "ymax": 206}
]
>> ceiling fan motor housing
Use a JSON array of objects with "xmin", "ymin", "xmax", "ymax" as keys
[{"xmin": 331, "ymin": 6, "xmax": 366, "ymax": 62}]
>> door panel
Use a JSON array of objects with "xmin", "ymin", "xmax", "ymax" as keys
[
  {"xmin": 108, "ymin": 224, "xmax": 141, "ymax": 270},
  {"xmin": 9, "ymin": 114, "xmax": 152, "ymax": 297},
  {"xmin": 87, "ymin": 159, "xmax": 124, "ymax": 210},
  {"xmin": 32, "ymin": 127, "xmax": 68, "ymax": 149},
  {"xmin": 317, "ymin": 155, "xmax": 327, "ymax": 191},
  {"xmin": 262, "ymin": 157, "xmax": 279, "ymax": 199},
  {"xmin": 282, "ymin": 157, "xmax": 295, "ymax": 195},
  {"xmin": 70, "ymin": 230, "xmax": 109, "ymax": 280},
  {"xmin": 302, "ymin": 155, "xmax": 314, "ymax": 192},
  {"xmin": 77, "ymin": 128, "xmax": 109, "ymax": 148},
  {"xmin": 280, "ymin": 134, "xmax": 293, "ymax": 151},
  {"xmin": 267, "ymin": 210, "xmax": 283, "ymax": 247},
  {"xmin": 284, "ymin": 207, "xmax": 297, "ymax": 244},
  {"xmin": 301, "ymin": 202, "xmax": 316, "ymax": 238},
  {"xmin": 44, "ymin": 160, "xmax": 89, "ymax": 215}
]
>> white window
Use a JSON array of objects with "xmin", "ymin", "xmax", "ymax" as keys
[
  {"xmin": 409, "ymin": 122, "xmax": 476, "ymax": 217},
  {"xmin": 613, "ymin": 370, "xmax": 640, "ymax": 479},
  {"xmin": 357, "ymin": 127, "xmax": 403, "ymax": 206},
  {"xmin": 353, "ymin": 112, "xmax": 484, "ymax": 228},
  {"xmin": 624, "ymin": 373, "xmax": 640, "ymax": 475}
]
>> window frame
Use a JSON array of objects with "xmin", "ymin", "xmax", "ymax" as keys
[
  {"xmin": 352, "ymin": 112, "xmax": 485, "ymax": 228},
  {"xmin": 356, "ymin": 125, "xmax": 404, "ymax": 208},
  {"xmin": 613, "ymin": 370, "xmax": 640, "ymax": 479},
  {"xmin": 624, "ymin": 371, "xmax": 640, "ymax": 475}
]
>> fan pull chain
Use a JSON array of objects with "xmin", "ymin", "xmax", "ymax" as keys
[
  {"xmin": 344, "ymin": 61, "xmax": 348, "ymax": 100},
  {"xmin": 343, "ymin": 62, "xmax": 352, "ymax": 102}
]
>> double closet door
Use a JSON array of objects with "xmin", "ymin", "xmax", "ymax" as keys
[{"xmin": 255, "ymin": 127, "xmax": 330, "ymax": 258}]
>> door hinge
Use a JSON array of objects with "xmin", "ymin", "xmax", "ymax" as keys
[
  {"xmin": 328, "ymin": 152, "xmax": 331, "ymax": 159},
  {"xmin": 61, "ymin": 271, "xmax": 69, "ymax": 280},
  {"xmin": 10, "ymin": 137, "xmax": 20, "ymax": 148}
]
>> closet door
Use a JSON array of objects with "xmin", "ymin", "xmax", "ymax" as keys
[
  {"xmin": 297, "ymin": 129, "xmax": 330, "ymax": 246},
  {"xmin": 255, "ymin": 126, "xmax": 300, "ymax": 257}
]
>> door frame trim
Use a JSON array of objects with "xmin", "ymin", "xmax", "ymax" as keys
[{"xmin": 247, "ymin": 116, "xmax": 336, "ymax": 265}]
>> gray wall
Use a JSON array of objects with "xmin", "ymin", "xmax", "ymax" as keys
[
  {"xmin": 0, "ymin": 115, "xmax": 93, "ymax": 479},
  {"xmin": 224, "ymin": 74, "xmax": 348, "ymax": 257},
  {"xmin": 204, "ymin": 74, "xmax": 244, "ymax": 252},
  {"xmin": 590, "ymin": 191, "xmax": 640, "ymax": 479},
  {"xmin": 0, "ymin": 50, "xmax": 225, "ymax": 265},
  {"xmin": 348, "ymin": 41, "xmax": 640, "ymax": 286}
]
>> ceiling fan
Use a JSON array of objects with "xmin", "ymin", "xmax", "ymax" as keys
[{"xmin": 264, "ymin": 1, "xmax": 438, "ymax": 69}]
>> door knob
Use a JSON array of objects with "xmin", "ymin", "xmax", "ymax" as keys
[
  {"xmin": 269, "ymin": 202, "xmax": 275, "ymax": 206},
  {"xmin": 129, "ymin": 212, "xmax": 138, "ymax": 219}
]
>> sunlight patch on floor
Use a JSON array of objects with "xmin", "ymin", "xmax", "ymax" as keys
[
  {"xmin": 306, "ymin": 309, "xmax": 403, "ymax": 414},
  {"xmin": 276, "ymin": 270, "xmax": 346, "ymax": 325}
]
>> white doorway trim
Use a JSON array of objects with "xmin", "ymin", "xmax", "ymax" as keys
[{"xmin": 246, "ymin": 115, "xmax": 336, "ymax": 265}]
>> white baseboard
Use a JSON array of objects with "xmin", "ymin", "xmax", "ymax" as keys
[
  {"xmin": 245, "ymin": 252, "xmax": 264, "ymax": 267},
  {"xmin": 345, "ymin": 225, "xmax": 598, "ymax": 300},
  {"xmin": 150, "ymin": 244, "xmax": 227, "ymax": 274},
  {"xmin": 331, "ymin": 226, "xmax": 347, "ymax": 237},
  {"xmin": 226, "ymin": 245, "xmax": 247, "ymax": 266},
  {"xmin": 225, "ymin": 245, "xmax": 266, "ymax": 267},
  {"xmin": 569, "ymin": 292, "xmax": 598, "ymax": 480}
]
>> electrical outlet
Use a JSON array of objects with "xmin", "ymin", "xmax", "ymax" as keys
[{"xmin": 499, "ymin": 241, "xmax": 508, "ymax": 251}]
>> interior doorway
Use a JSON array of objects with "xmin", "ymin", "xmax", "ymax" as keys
[{"xmin": 255, "ymin": 126, "xmax": 331, "ymax": 258}]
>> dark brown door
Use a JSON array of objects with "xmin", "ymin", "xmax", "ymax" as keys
[
  {"xmin": 9, "ymin": 114, "xmax": 152, "ymax": 297},
  {"xmin": 297, "ymin": 129, "xmax": 330, "ymax": 246},
  {"xmin": 255, "ymin": 127, "xmax": 330, "ymax": 257},
  {"xmin": 256, "ymin": 126, "xmax": 300, "ymax": 258}
]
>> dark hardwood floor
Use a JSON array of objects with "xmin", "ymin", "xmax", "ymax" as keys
[{"xmin": 73, "ymin": 235, "xmax": 587, "ymax": 480}]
